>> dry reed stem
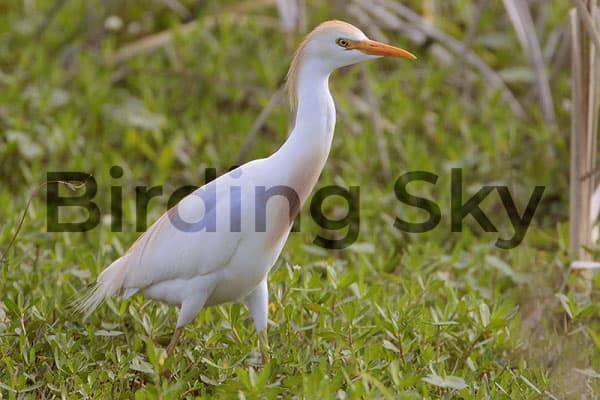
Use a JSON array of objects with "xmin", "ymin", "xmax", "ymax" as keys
[
  {"xmin": 235, "ymin": 85, "xmax": 286, "ymax": 165},
  {"xmin": 573, "ymin": 0, "xmax": 600, "ymax": 51},
  {"xmin": 160, "ymin": 0, "xmax": 191, "ymax": 20},
  {"xmin": 357, "ymin": 0, "xmax": 526, "ymax": 118},
  {"xmin": 107, "ymin": 0, "xmax": 277, "ymax": 65},
  {"xmin": 503, "ymin": 0, "xmax": 555, "ymax": 123},
  {"xmin": 569, "ymin": 2, "xmax": 600, "ymax": 287},
  {"xmin": 570, "ymin": 9, "xmax": 585, "ymax": 261}
]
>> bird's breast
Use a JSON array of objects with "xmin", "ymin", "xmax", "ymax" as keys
[{"xmin": 262, "ymin": 149, "xmax": 328, "ymax": 250}]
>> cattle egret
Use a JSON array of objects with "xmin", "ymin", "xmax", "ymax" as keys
[{"xmin": 79, "ymin": 20, "xmax": 415, "ymax": 356}]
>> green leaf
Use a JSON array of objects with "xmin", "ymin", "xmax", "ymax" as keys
[{"xmin": 422, "ymin": 374, "xmax": 468, "ymax": 390}]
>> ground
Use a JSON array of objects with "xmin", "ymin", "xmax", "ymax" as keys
[{"xmin": 0, "ymin": 0, "xmax": 599, "ymax": 398}]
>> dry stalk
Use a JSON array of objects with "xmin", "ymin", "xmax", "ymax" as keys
[
  {"xmin": 107, "ymin": 0, "xmax": 277, "ymax": 65},
  {"xmin": 356, "ymin": 0, "xmax": 527, "ymax": 118},
  {"xmin": 503, "ymin": 0, "xmax": 555, "ymax": 123},
  {"xmin": 569, "ymin": 1, "xmax": 600, "ymax": 290}
]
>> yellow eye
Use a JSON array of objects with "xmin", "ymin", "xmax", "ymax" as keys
[{"xmin": 336, "ymin": 38, "xmax": 351, "ymax": 48}]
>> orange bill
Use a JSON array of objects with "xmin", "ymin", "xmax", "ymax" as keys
[{"xmin": 353, "ymin": 40, "xmax": 416, "ymax": 60}]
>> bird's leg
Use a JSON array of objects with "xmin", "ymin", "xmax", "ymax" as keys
[
  {"xmin": 243, "ymin": 279, "xmax": 270, "ymax": 362},
  {"xmin": 167, "ymin": 291, "xmax": 212, "ymax": 355},
  {"xmin": 258, "ymin": 329, "xmax": 271, "ymax": 362},
  {"xmin": 166, "ymin": 327, "xmax": 183, "ymax": 356}
]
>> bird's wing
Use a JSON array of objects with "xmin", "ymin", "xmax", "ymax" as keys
[{"xmin": 119, "ymin": 170, "xmax": 255, "ymax": 290}]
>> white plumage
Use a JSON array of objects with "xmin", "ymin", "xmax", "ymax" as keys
[{"xmin": 79, "ymin": 20, "xmax": 415, "ymax": 355}]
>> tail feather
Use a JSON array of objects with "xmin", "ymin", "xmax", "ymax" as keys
[{"xmin": 75, "ymin": 257, "xmax": 128, "ymax": 318}]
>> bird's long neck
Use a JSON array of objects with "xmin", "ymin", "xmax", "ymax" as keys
[{"xmin": 272, "ymin": 59, "xmax": 336, "ymax": 204}]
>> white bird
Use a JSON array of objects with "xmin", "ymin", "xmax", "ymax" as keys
[{"xmin": 79, "ymin": 20, "xmax": 415, "ymax": 355}]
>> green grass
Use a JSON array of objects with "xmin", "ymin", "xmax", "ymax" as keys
[{"xmin": 1, "ymin": 0, "xmax": 599, "ymax": 398}]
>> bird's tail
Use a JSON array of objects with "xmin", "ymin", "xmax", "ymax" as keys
[{"xmin": 75, "ymin": 256, "xmax": 128, "ymax": 318}]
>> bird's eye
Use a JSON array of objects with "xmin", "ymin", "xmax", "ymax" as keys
[{"xmin": 336, "ymin": 38, "xmax": 351, "ymax": 48}]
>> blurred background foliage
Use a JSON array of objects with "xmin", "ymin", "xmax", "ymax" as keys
[{"xmin": 0, "ymin": 0, "xmax": 599, "ymax": 398}]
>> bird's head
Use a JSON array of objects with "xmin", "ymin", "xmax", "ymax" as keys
[{"xmin": 287, "ymin": 20, "xmax": 416, "ymax": 109}]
